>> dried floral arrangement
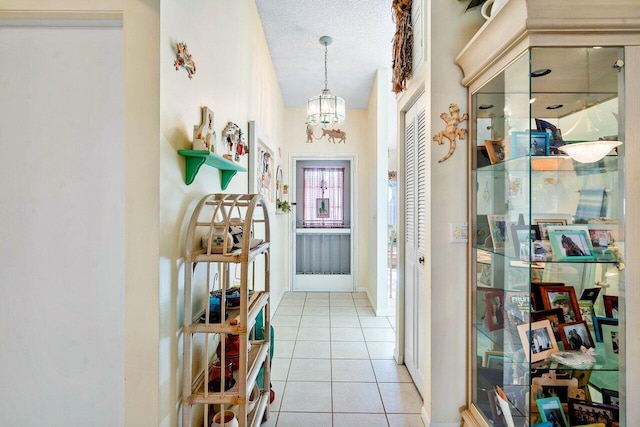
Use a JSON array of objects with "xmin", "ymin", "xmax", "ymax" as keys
[{"xmin": 392, "ymin": 0, "xmax": 413, "ymax": 94}]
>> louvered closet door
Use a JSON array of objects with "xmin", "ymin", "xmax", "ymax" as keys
[{"xmin": 404, "ymin": 93, "xmax": 426, "ymax": 395}]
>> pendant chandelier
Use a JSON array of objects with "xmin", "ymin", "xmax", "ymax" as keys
[{"xmin": 306, "ymin": 36, "xmax": 346, "ymax": 127}]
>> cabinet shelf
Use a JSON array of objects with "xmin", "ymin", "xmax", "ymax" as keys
[
  {"xmin": 185, "ymin": 341, "xmax": 270, "ymax": 405},
  {"xmin": 177, "ymin": 150, "xmax": 247, "ymax": 189}
]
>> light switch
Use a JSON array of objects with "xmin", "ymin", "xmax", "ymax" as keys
[{"xmin": 450, "ymin": 222, "xmax": 468, "ymax": 243}]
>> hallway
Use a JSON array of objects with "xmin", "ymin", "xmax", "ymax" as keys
[{"xmin": 264, "ymin": 292, "xmax": 424, "ymax": 427}]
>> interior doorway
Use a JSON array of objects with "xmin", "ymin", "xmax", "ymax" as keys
[{"xmin": 291, "ymin": 157, "xmax": 355, "ymax": 292}]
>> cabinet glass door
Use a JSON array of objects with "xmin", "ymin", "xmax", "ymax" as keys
[{"xmin": 471, "ymin": 47, "xmax": 625, "ymax": 427}]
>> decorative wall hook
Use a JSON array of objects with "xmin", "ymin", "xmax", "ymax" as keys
[
  {"xmin": 433, "ymin": 103, "xmax": 468, "ymax": 163},
  {"xmin": 174, "ymin": 42, "xmax": 196, "ymax": 79}
]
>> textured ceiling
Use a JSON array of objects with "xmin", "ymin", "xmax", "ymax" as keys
[{"xmin": 255, "ymin": 0, "xmax": 396, "ymax": 110}]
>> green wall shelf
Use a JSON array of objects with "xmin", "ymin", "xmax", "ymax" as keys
[{"xmin": 177, "ymin": 150, "xmax": 247, "ymax": 189}]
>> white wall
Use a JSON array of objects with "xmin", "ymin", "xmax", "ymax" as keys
[
  {"xmin": 0, "ymin": 24, "xmax": 125, "ymax": 425},
  {"xmin": 159, "ymin": 1, "xmax": 286, "ymax": 425},
  {"xmin": 396, "ymin": 0, "xmax": 485, "ymax": 424}
]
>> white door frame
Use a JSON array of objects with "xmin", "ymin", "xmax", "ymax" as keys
[{"xmin": 289, "ymin": 153, "xmax": 358, "ymax": 292}]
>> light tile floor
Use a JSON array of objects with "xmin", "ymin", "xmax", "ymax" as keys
[{"xmin": 262, "ymin": 292, "xmax": 424, "ymax": 427}]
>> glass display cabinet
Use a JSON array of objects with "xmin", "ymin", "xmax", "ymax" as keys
[{"xmin": 456, "ymin": 1, "xmax": 640, "ymax": 426}]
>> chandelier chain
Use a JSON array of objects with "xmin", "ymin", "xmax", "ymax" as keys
[{"xmin": 324, "ymin": 42, "xmax": 328, "ymax": 90}]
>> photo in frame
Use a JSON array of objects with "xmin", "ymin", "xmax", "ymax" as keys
[
  {"xmin": 484, "ymin": 290, "xmax": 506, "ymax": 331},
  {"xmin": 531, "ymin": 282, "xmax": 565, "ymax": 311},
  {"xmin": 602, "ymin": 389, "xmax": 620, "ymax": 407},
  {"xmin": 531, "ymin": 308, "xmax": 565, "ymax": 341},
  {"xmin": 533, "ymin": 218, "xmax": 569, "ymax": 240},
  {"xmin": 486, "ymin": 389, "xmax": 506, "ymax": 426},
  {"xmin": 509, "ymin": 224, "xmax": 540, "ymax": 261},
  {"xmin": 504, "ymin": 291, "xmax": 531, "ymax": 328},
  {"xmin": 248, "ymin": 121, "xmax": 275, "ymax": 208},
  {"xmin": 487, "ymin": 214, "xmax": 509, "ymax": 250},
  {"xmin": 517, "ymin": 320, "xmax": 559, "ymax": 363},
  {"xmin": 602, "ymin": 324, "xmax": 619, "ymax": 361},
  {"xmin": 568, "ymin": 398, "xmax": 619, "ymax": 427},
  {"xmin": 578, "ymin": 300, "xmax": 595, "ymax": 328},
  {"xmin": 603, "ymin": 295, "xmax": 619, "ymax": 318},
  {"xmin": 482, "ymin": 350, "xmax": 506, "ymax": 370},
  {"xmin": 536, "ymin": 396, "xmax": 569, "ymax": 427},
  {"xmin": 580, "ymin": 287, "xmax": 602, "ymax": 303},
  {"xmin": 540, "ymin": 286, "xmax": 582, "ymax": 323},
  {"xmin": 511, "ymin": 130, "xmax": 551, "ymax": 158},
  {"xmin": 592, "ymin": 316, "xmax": 618, "ymax": 343},
  {"xmin": 548, "ymin": 229, "xmax": 596, "ymax": 261},
  {"xmin": 484, "ymin": 139, "xmax": 505, "ymax": 164},
  {"xmin": 531, "ymin": 376, "xmax": 580, "ymax": 414},
  {"xmin": 316, "ymin": 198, "xmax": 330, "ymax": 218},
  {"xmin": 558, "ymin": 321, "xmax": 594, "ymax": 351}
]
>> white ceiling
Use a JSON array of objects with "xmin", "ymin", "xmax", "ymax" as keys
[{"xmin": 254, "ymin": 0, "xmax": 396, "ymax": 110}]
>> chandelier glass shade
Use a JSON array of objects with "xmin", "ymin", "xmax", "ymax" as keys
[{"xmin": 306, "ymin": 36, "xmax": 346, "ymax": 127}]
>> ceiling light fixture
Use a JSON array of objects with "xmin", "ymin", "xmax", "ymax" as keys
[
  {"xmin": 307, "ymin": 36, "xmax": 345, "ymax": 127},
  {"xmin": 559, "ymin": 140, "xmax": 622, "ymax": 163}
]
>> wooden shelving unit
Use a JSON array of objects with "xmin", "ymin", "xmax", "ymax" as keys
[{"xmin": 182, "ymin": 194, "xmax": 271, "ymax": 427}]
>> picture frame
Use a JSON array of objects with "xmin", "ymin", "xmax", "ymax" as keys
[
  {"xmin": 531, "ymin": 308, "xmax": 565, "ymax": 341},
  {"xmin": 482, "ymin": 350, "xmax": 506, "ymax": 370},
  {"xmin": 517, "ymin": 320, "xmax": 559, "ymax": 363},
  {"xmin": 511, "ymin": 130, "xmax": 551, "ymax": 158},
  {"xmin": 484, "ymin": 290, "xmax": 506, "ymax": 331},
  {"xmin": 592, "ymin": 316, "xmax": 618, "ymax": 343},
  {"xmin": 504, "ymin": 291, "xmax": 531, "ymax": 328},
  {"xmin": 558, "ymin": 321, "xmax": 594, "ymax": 351},
  {"xmin": 531, "ymin": 281, "xmax": 565, "ymax": 311},
  {"xmin": 484, "ymin": 139, "xmax": 505, "ymax": 164},
  {"xmin": 487, "ymin": 214, "xmax": 509, "ymax": 250},
  {"xmin": 578, "ymin": 300, "xmax": 595, "ymax": 328},
  {"xmin": 603, "ymin": 295, "xmax": 619, "ymax": 318},
  {"xmin": 579, "ymin": 287, "xmax": 602, "ymax": 303},
  {"xmin": 602, "ymin": 324, "xmax": 619, "ymax": 361},
  {"xmin": 248, "ymin": 121, "xmax": 275, "ymax": 208},
  {"xmin": 568, "ymin": 398, "xmax": 619, "ymax": 427},
  {"xmin": 589, "ymin": 227, "xmax": 615, "ymax": 248},
  {"xmin": 548, "ymin": 229, "xmax": 596, "ymax": 261},
  {"xmin": 533, "ymin": 218, "xmax": 568, "ymax": 240},
  {"xmin": 602, "ymin": 389, "xmax": 620, "ymax": 407},
  {"xmin": 509, "ymin": 224, "xmax": 540, "ymax": 260},
  {"xmin": 540, "ymin": 286, "xmax": 582, "ymax": 323},
  {"xmin": 537, "ymin": 396, "xmax": 569, "ymax": 427},
  {"xmin": 316, "ymin": 197, "xmax": 330, "ymax": 218},
  {"xmin": 531, "ymin": 376, "xmax": 580, "ymax": 413}
]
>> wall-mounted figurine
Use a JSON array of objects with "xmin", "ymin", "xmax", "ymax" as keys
[
  {"xmin": 192, "ymin": 106, "xmax": 215, "ymax": 151},
  {"xmin": 222, "ymin": 122, "xmax": 248, "ymax": 162},
  {"xmin": 174, "ymin": 42, "xmax": 196, "ymax": 79},
  {"xmin": 316, "ymin": 128, "xmax": 346, "ymax": 144},
  {"xmin": 305, "ymin": 123, "xmax": 314, "ymax": 143},
  {"xmin": 433, "ymin": 103, "xmax": 468, "ymax": 163}
]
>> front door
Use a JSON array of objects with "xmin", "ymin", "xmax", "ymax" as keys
[{"xmin": 291, "ymin": 158, "xmax": 354, "ymax": 292}]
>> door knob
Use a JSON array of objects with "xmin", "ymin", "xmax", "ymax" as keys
[{"xmin": 419, "ymin": 256, "xmax": 425, "ymax": 264}]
